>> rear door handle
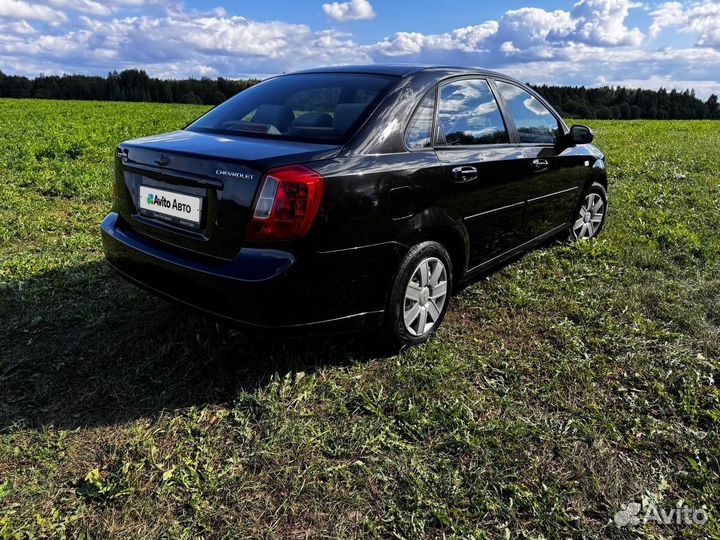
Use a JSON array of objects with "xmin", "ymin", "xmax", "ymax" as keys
[
  {"xmin": 452, "ymin": 166, "xmax": 478, "ymax": 183},
  {"xmin": 532, "ymin": 159, "xmax": 549, "ymax": 173}
]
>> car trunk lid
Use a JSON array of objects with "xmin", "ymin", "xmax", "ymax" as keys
[{"xmin": 116, "ymin": 130, "xmax": 340, "ymax": 259}]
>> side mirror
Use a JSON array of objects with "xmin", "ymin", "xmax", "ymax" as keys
[{"xmin": 570, "ymin": 124, "xmax": 594, "ymax": 144}]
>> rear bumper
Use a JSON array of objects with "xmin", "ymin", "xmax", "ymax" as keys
[{"xmin": 101, "ymin": 212, "xmax": 404, "ymax": 332}]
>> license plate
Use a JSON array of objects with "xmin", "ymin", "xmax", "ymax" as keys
[{"xmin": 138, "ymin": 185, "xmax": 202, "ymax": 227}]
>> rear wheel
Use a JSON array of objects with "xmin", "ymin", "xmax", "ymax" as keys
[
  {"xmin": 570, "ymin": 182, "xmax": 607, "ymax": 241},
  {"xmin": 385, "ymin": 241, "xmax": 452, "ymax": 347}
]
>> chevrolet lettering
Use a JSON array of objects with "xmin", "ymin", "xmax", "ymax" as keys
[{"xmin": 216, "ymin": 170, "xmax": 255, "ymax": 180}]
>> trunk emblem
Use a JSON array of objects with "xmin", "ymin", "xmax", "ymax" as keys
[
  {"xmin": 155, "ymin": 154, "xmax": 171, "ymax": 167},
  {"xmin": 216, "ymin": 170, "xmax": 255, "ymax": 180}
]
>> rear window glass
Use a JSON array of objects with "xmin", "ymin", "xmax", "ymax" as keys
[
  {"xmin": 188, "ymin": 74, "xmax": 397, "ymax": 143},
  {"xmin": 406, "ymin": 92, "xmax": 435, "ymax": 150}
]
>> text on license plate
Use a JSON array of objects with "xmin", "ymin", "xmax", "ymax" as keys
[{"xmin": 138, "ymin": 185, "xmax": 201, "ymax": 225}]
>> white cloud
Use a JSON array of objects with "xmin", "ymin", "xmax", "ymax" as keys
[
  {"xmin": 0, "ymin": 0, "xmax": 718, "ymax": 99},
  {"xmin": 0, "ymin": 8, "xmax": 370, "ymax": 73},
  {"xmin": 0, "ymin": 0, "xmax": 66, "ymax": 21},
  {"xmin": 570, "ymin": 0, "xmax": 644, "ymax": 46},
  {"xmin": 0, "ymin": 19, "xmax": 36, "ymax": 33},
  {"xmin": 374, "ymin": 21, "xmax": 499, "ymax": 56},
  {"xmin": 46, "ymin": 0, "xmax": 112, "ymax": 16},
  {"xmin": 196, "ymin": 64, "xmax": 216, "ymax": 76},
  {"xmin": 497, "ymin": 7, "xmax": 574, "ymax": 49},
  {"xmin": 372, "ymin": 1, "xmax": 644, "ymax": 62},
  {"xmin": 496, "ymin": 0, "xmax": 643, "ymax": 49},
  {"xmin": 500, "ymin": 41, "xmax": 519, "ymax": 53},
  {"xmin": 322, "ymin": 0, "xmax": 375, "ymax": 21},
  {"xmin": 451, "ymin": 22, "xmax": 502, "ymax": 51},
  {"xmin": 0, "ymin": 29, "xmax": 115, "ymax": 61},
  {"xmin": 499, "ymin": 43, "xmax": 720, "ymax": 98},
  {"xmin": 649, "ymin": 2, "xmax": 684, "ymax": 38},
  {"xmin": 651, "ymin": 0, "xmax": 720, "ymax": 48}
]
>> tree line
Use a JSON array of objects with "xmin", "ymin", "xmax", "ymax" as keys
[
  {"xmin": 0, "ymin": 68, "xmax": 718, "ymax": 119},
  {"xmin": 533, "ymin": 84, "xmax": 719, "ymax": 120},
  {"xmin": 0, "ymin": 69, "xmax": 258, "ymax": 106}
]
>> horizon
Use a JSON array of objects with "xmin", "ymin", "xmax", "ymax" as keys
[
  {"xmin": 0, "ymin": 0, "xmax": 719, "ymax": 99},
  {"xmin": 1, "ymin": 66, "xmax": 715, "ymax": 99}
]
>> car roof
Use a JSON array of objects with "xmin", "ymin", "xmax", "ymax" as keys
[{"xmin": 290, "ymin": 64, "xmax": 511, "ymax": 80}]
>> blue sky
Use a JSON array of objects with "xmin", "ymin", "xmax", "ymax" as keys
[{"xmin": 0, "ymin": 0, "xmax": 719, "ymax": 98}]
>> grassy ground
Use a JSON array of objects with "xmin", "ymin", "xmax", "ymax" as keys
[{"xmin": 0, "ymin": 99, "xmax": 718, "ymax": 539}]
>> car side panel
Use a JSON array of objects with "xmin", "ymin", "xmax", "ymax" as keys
[
  {"xmin": 306, "ymin": 151, "xmax": 448, "ymax": 301},
  {"xmin": 434, "ymin": 146, "xmax": 529, "ymax": 270},
  {"xmin": 489, "ymin": 76, "xmax": 593, "ymax": 240},
  {"xmin": 521, "ymin": 145, "xmax": 586, "ymax": 238},
  {"xmin": 309, "ymin": 152, "xmax": 443, "ymax": 249}
]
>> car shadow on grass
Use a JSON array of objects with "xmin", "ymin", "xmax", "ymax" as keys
[{"xmin": 0, "ymin": 261, "xmax": 392, "ymax": 431}]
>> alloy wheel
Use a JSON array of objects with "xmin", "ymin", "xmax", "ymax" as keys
[
  {"xmin": 572, "ymin": 192, "xmax": 605, "ymax": 240},
  {"xmin": 403, "ymin": 257, "xmax": 448, "ymax": 337}
]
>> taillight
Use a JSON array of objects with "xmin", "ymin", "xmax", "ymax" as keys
[{"xmin": 245, "ymin": 165, "xmax": 324, "ymax": 241}]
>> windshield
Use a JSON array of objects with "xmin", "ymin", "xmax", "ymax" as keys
[{"xmin": 187, "ymin": 73, "xmax": 398, "ymax": 144}]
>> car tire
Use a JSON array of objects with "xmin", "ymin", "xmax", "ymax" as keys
[
  {"xmin": 569, "ymin": 181, "xmax": 608, "ymax": 241},
  {"xmin": 384, "ymin": 241, "xmax": 453, "ymax": 348}
]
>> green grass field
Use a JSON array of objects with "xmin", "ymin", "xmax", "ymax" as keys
[{"xmin": 0, "ymin": 99, "xmax": 718, "ymax": 539}]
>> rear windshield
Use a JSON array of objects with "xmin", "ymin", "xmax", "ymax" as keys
[{"xmin": 187, "ymin": 73, "xmax": 397, "ymax": 144}]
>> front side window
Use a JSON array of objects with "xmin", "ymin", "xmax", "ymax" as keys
[
  {"xmin": 436, "ymin": 79, "xmax": 508, "ymax": 146},
  {"xmin": 188, "ymin": 73, "xmax": 397, "ymax": 143},
  {"xmin": 495, "ymin": 81, "xmax": 560, "ymax": 144},
  {"xmin": 405, "ymin": 92, "xmax": 435, "ymax": 150}
]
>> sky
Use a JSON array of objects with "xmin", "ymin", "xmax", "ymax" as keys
[{"xmin": 0, "ymin": 0, "xmax": 719, "ymax": 98}]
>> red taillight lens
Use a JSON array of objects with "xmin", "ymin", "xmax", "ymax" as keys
[{"xmin": 245, "ymin": 165, "xmax": 324, "ymax": 241}]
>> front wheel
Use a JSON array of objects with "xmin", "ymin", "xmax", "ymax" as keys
[
  {"xmin": 384, "ymin": 241, "xmax": 452, "ymax": 347},
  {"xmin": 570, "ymin": 182, "xmax": 608, "ymax": 241}
]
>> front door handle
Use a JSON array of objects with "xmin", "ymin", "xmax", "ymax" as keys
[
  {"xmin": 532, "ymin": 159, "xmax": 549, "ymax": 173},
  {"xmin": 452, "ymin": 165, "xmax": 478, "ymax": 183}
]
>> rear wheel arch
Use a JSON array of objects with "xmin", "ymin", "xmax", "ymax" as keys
[
  {"xmin": 395, "ymin": 209, "xmax": 469, "ymax": 286},
  {"xmin": 422, "ymin": 229, "xmax": 467, "ymax": 285}
]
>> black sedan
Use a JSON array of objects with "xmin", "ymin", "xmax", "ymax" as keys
[{"xmin": 101, "ymin": 65, "xmax": 607, "ymax": 346}]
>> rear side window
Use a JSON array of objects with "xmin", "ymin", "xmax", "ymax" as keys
[
  {"xmin": 495, "ymin": 81, "xmax": 560, "ymax": 144},
  {"xmin": 188, "ymin": 73, "xmax": 397, "ymax": 143},
  {"xmin": 406, "ymin": 92, "xmax": 435, "ymax": 150},
  {"xmin": 436, "ymin": 79, "xmax": 508, "ymax": 146}
]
